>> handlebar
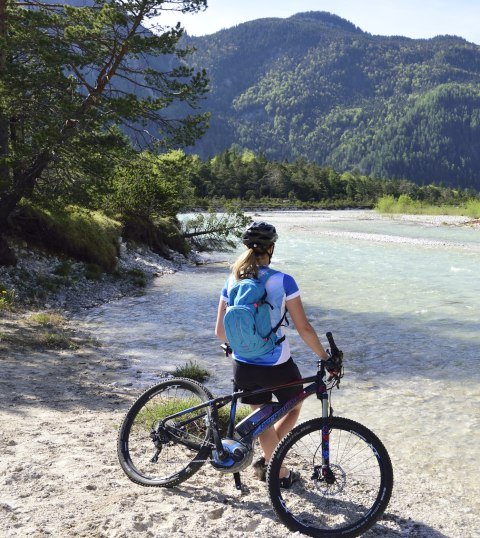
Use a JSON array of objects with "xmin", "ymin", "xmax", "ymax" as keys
[
  {"xmin": 326, "ymin": 332, "xmax": 341, "ymax": 358},
  {"xmin": 324, "ymin": 332, "xmax": 344, "ymax": 383},
  {"xmin": 221, "ymin": 343, "xmax": 232, "ymax": 357}
]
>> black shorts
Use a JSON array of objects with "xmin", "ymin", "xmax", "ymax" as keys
[{"xmin": 233, "ymin": 358, "xmax": 303, "ymax": 405}]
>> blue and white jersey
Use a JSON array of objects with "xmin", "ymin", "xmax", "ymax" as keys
[{"xmin": 221, "ymin": 266, "xmax": 300, "ymax": 365}]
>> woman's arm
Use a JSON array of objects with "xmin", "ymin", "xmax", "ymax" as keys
[
  {"xmin": 215, "ymin": 297, "xmax": 227, "ymax": 342},
  {"xmin": 286, "ymin": 295, "xmax": 329, "ymax": 360}
]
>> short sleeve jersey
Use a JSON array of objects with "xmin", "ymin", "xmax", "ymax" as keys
[{"xmin": 221, "ymin": 266, "xmax": 300, "ymax": 366}]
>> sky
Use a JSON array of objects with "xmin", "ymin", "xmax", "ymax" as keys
[{"xmin": 150, "ymin": 0, "xmax": 480, "ymax": 45}]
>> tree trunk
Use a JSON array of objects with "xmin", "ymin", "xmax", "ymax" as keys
[
  {"xmin": 0, "ymin": 0, "xmax": 9, "ymax": 185},
  {"xmin": 0, "ymin": 149, "xmax": 51, "ymax": 266}
]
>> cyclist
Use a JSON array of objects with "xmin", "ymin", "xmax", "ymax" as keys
[{"xmin": 215, "ymin": 221, "xmax": 330, "ymax": 487}]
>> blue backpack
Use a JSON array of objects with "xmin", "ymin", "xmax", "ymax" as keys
[{"xmin": 224, "ymin": 269, "xmax": 286, "ymax": 359}]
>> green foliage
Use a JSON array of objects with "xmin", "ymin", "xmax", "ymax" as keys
[
  {"xmin": 122, "ymin": 214, "xmax": 190, "ymax": 257},
  {"xmin": 185, "ymin": 12, "xmax": 480, "ymax": 190},
  {"xmin": 465, "ymin": 200, "xmax": 480, "ymax": 219},
  {"xmin": 0, "ymin": 286, "xmax": 15, "ymax": 311},
  {"xmin": 125, "ymin": 268, "xmax": 147, "ymax": 288},
  {"xmin": 28, "ymin": 312, "xmax": 65, "ymax": 327},
  {"xmin": 173, "ymin": 361, "xmax": 211, "ymax": 382},
  {"xmin": 189, "ymin": 147, "xmax": 480, "ymax": 209},
  {"xmin": 139, "ymin": 396, "xmax": 251, "ymax": 437},
  {"xmin": 0, "ymin": 0, "xmax": 209, "ymax": 265},
  {"xmin": 182, "ymin": 205, "xmax": 252, "ymax": 251},
  {"xmin": 36, "ymin": 331, "xmax": 78, "ymax": 350},
  {"xmin": 375, "ymin": 195, "xmax": 480, "ymax": 218},
  {"xmin": 105, "ymin": 150, "xmax": 196, "ymax": 219},
  {"xmin": 10, "ymin": 202, "xmax": 121, "ymax": 271}
]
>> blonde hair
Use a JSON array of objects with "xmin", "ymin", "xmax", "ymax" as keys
[{"xmin": 231, "ymin": 247, "xmax": 272, "ymax": 280}]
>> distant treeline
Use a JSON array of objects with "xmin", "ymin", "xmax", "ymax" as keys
[{"xmin": 190, "ymin": 148, "xmax": 479, "ymax": 208}]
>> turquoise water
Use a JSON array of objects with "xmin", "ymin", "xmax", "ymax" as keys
[{"xmin": 84, "ymin": 210, "xmax": 480, "ymax": 512}]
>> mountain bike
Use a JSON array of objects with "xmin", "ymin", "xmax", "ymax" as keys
[{"xmin": 117, "ymin": 333, "xmax": 393, "ymax": 538}]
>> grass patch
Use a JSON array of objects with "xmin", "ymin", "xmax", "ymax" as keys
[
  {"xmin": 28, "ymin": 312, "xmax": 65, "ymax": 327},
  {"xmin": 11, "ymin": 202, "xmax": 121, "ymax": 271},
  {"xmin": 135, "ymin": 397, "xmax": 251, "ymax": 437},
  {"xmin": 375, "ymin": 195, "xmax": 480, "ymax": 218},
  {"xmin": 36, "ymin": 330, "xmax": 78, "ymax": 350},
  {"xmin": 173, "ymin": 361, "xmax": 211, "ymax": 382}
]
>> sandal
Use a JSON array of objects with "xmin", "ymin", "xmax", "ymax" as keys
[
  {"xmin": 279, "ymin": 470, "xmax": 300, "ymax": 489},
  {"xmin": 252, "ymin": 456, "xmax": 267, "ymax": 481}
]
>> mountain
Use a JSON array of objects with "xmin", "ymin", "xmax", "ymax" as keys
[{"xmin": 184, "ymin": 11, "xmax": 480, "ymax": 189}]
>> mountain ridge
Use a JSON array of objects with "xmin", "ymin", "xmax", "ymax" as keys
[{"xmin": 183, "ymin": 11, "xmax": 480, "ymax": 189}]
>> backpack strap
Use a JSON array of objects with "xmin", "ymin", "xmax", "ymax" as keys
[
  {"xmin": 257, "ymin": 268, "xmax": 277, "ymax": 284},
  {"xmin": 258, "ymin": 268, "xmax": 289, "ymax": 345}
]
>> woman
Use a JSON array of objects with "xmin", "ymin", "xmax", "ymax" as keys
[{"xmin": 215, "ymin": 221, "xmax": 329, "ymax": 488}]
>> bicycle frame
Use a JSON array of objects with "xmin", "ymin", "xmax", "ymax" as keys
[{"xmin": 160, "ymin": 361, "xmax": 333, "ymax": 483}]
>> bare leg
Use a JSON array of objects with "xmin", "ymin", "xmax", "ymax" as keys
[
  {"xmin": 274, "ymin": 403, "xmax": 302, "ymax": 440},
  {"xmin": 253, "ymin": 403, "xmax": 302, "ymax": 478}
]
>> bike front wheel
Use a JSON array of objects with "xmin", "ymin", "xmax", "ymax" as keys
[
  {"xmin": 268, "ymin": 417, "xmax": 393, "ymax": 538},
  {"xmin": 117, "ymin": 377, "xmax": 213, "ymax": 487}
]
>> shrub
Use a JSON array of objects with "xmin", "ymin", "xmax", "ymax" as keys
[
  {"xmin": 105, "ymin": 150, "xmax": 195, "ymax": 220},
  {"xmin": 36, "ymin": 331, "xmax": 78, "ymax": 350},
  {"xmin": 121, "ymin": 214, "xmax": 189, "ymax": 257}
]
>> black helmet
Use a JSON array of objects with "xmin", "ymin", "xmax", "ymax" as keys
[{"xmin": 242, "ymin": 221, "xmax": 278, "ymax": 249}]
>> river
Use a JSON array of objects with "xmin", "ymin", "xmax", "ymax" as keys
[{"xmin": 83, "ymin": 210, "xmax": 480, "ymax": 521}]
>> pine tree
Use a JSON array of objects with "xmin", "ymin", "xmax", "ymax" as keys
[{"xmin": 0, "ymin": 0, "xmax": 208, "ymax": 265}]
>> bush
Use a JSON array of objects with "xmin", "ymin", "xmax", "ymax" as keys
[
  {"xmin": 105, "ymin": 150, "xmax": 195, "ymax": 220},
  {"xmin": 122, "ymin": 215, "xmax": 189, "ymax": 257},
  {"xmin": 126, "ymin": 268, "xmax": 147, "ymax": 288},
  {"xmin": 36, "ymin": 331, "xmax": 78, "ymax": 350}
]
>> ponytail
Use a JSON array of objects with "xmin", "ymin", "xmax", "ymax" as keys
[
  {"xmin": 231, "ymin": 244, "xmax": 274, "ymax": 280},
  {"xmin": 231, "ymin": 248, "xmax": 259, "ymax": 280}
]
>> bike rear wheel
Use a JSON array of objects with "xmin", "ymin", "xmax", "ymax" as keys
[
  {"xmin": 117, "ymin": 377, "xmax": 213, "ymax": 487},
  {"xmin": 268, "ymin": 417, "xmax": 393, "ymax": 538}
]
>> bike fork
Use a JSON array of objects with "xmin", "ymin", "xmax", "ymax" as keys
[{"xmin": 320, "ymin": 390, "xmax": 335, "ymax": 483}]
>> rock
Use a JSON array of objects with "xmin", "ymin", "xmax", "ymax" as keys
[{"xmin": 206, "ymin": 507, "xmax": 225, "ymax": 520}]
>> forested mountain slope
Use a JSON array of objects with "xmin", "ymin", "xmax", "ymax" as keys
[{"xmin": 185, "ymin": 11, "xmax": 480, "ymax": 189}]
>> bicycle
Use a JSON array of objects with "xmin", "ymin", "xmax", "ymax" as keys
[{"xmin": 117, "ymin": 333, "xmax": 393, "ymax": 538}]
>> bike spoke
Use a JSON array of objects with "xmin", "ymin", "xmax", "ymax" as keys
[
  {"xmin": 268, "ymin": 418, "xmax": 393, "ymax": 536},
  {"xmin": 118, "ymin": 379, "xmax": 213, "ymax": 486}
]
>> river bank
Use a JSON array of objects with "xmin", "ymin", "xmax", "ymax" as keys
[
  {"xmin": 1, "ymin": 210, "xmax": 479, "ymax": 537},
  {"xmin": 0, "ymin": 312, "xmax": 461, "ymax": 538}
]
